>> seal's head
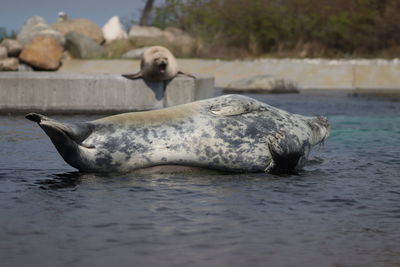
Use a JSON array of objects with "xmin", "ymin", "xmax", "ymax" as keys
[
  {"xmin": 122, "ymin": 45, "xmax": 195, "ymax": 81},
  {"xmin": 307, "ymin": 116, "xmax": 330, "ymax": 145},
  {"xmin": 152, "ymin": 53, "xmax": 168, "ymax": 75},
  {"xmin": 140, "ymin": 46, "xmax": 178, "ymax": 81}
]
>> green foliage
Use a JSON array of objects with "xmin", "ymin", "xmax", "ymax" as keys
[
  {"xmin": 150, "ymin": 0, "xmax": 400, "ymax": 58},
  {"xmin": 103, "ymin": 39, "xmax": 137, "ymax": 59}
]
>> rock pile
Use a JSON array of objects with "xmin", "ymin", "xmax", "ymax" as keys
[
  {"xmin": 1, "ymin": 15, "xmax": 106, "ymax": 72},
  {"xmin": 1, "ymin": 15, "xmax": 195, "ymax": 72}
]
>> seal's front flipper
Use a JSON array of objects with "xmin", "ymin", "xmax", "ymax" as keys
[
  {"xmin": 177, "ymin": 71, "xmax": 196, "ymax": 80},
  {"xmin": 122, "ymin": 72, "xmax": 142, "ymax": 80},
  {"xmin": 265, "ymin": 129, "xmax": 310, "ymax": 174}
]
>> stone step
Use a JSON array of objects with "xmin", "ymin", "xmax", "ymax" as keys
[{"xmin": 0, "ymin": 72, "xmax": 214, "ymax": 114}]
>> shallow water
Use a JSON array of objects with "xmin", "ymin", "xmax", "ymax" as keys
[{"xmin": 1, "ymin": 92, "xmax": 399, "ymax": 267}]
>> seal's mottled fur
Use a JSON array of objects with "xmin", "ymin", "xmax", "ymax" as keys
[{"xmin": 26, "ymin": 95, "xmax": 330, "ymax": 174}]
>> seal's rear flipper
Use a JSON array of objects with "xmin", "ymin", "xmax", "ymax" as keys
[
  {"xmin": 25, "ymin": 113, "xmax": 95, "ymax": 171},
  {"xmin": 122, "ymin": 72, "xmax": 142, "ymax": 80},
  {"xmin": 26, "ymin": 113, "xmax": 42, "ymax": 123},
  {"xmin": 25, "ymin": 113, "xmax": 94, "ymax": 148},
  {"xmin": 265, "ymin": 130, "xmax": 310, "ymax": 174}
]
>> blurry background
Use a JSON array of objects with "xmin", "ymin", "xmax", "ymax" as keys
[
  {"xmin": 1, "ymin": 0, "xmax": 148, "ymax": 35},
  {"xmin": 2, "ymin": 0, "xmax": 400, "ymax": 59}
]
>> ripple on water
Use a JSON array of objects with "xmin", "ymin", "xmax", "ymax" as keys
[{"xmin": 1, "ymin": 94, "xmax": 400, "ymax": 266}]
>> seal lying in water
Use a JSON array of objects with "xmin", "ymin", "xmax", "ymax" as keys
[
  {"xmin": 122, "ymin": 46, "xmax": 195, "ymax": 81},
  {"xmin": 26, "ymin": 95, "xmax": 330, "ymax": 174}
]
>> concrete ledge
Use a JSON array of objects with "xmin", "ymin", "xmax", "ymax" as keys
[
  {"xmin": 59, "ymin": 59, "xmax": 400, "ymax": 90},
  {"xmin": 0, "ymin": 72, "xmax": 215, "ymax": 114}
]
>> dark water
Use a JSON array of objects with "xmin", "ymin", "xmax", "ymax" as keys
[{"xmin": 1, "ymin": 92, "xmax": 399, "ymax": 267}]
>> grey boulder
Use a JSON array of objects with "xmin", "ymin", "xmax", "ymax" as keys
[
  {"xmin": 121, "ymin": 47, "xmax": 148, "ymax": 59},
  {"xmin": 65, "ymin": 31, "xmax": 105, "ymax": 59},
  {"xmin": 17, "ymin": 16, "xmax": 66, "ymax": 46},
  {"xmin": 1, "ymin": 39, "xmax": 23, "ymax": 57}
]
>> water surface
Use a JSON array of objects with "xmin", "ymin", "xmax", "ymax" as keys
[{"xmin": 1, "ymin": 92, "xmax": 399, "ymax": 267}]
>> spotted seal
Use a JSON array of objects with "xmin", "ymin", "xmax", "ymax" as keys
[
  {"xmin": 122, "ymin": 46, "xmax": 195, "ymax": 81},
  {"xmin": 25, "ymin": 95, "xmax": 330, "ymax": 174}
]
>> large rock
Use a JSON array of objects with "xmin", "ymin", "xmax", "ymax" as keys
[
  {"xmin": 102, "ymin": 16, "xmax": 127, "ymax": 42},
  {"xmin": 65, "ymin": 32, "xmax": 105, "ymax": 59},
  {"xmin": 164, "ymin": 27, "xmax": 195, "ymax": 55},
  {"xmin": 121, "ymin": 46, "xmax": 148, "ymax": 59},
  {"xmin": 128, "ymin": 25, "xmax": 165, "ymax": 41},
  {"xmin": 17, "ymin": 16, "xmax": 65, "ymax": 46},
  {"xmin": 225, "ymin": 75, "xmax": 299, "ymax": 94},
  {"xmin": 1, "ymin": 39, "xmax": 23, "ymax": 57},
  {"xmin": 53, "ymin": 18, "xmax": 104, "ymax": 44},
  {"xmin": 0, "ymin": 46, "xmax": 7, "ymax": 59},
  {"xmin": 0, "ymin": 58, "xmax": 19, "ymax": 71},
  {"xmin": 19, "ymin": 36, "xmax": 64, "ymax": 70},
  {"xmin": 128, "ymin": 25, "xmax": 195, "ymax": 56}
]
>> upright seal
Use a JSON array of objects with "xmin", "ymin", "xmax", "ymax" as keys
[
  {"xmin": 26, "ymin": 95, "xmax": 330, "ymax": 174},
  {"xmin": 122, "ymin": 46, "xmax": 195, "ymax": 81}
]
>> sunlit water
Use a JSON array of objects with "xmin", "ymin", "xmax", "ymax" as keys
[{"xmin": 0, "ymin": 92, "xmax": 399, "ymax": 267}]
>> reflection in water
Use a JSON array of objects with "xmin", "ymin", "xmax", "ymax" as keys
[
  {"xmin": 37, "ymin": 170, "xmax": 283, "ymax": 192},
  {"xmin": 36, "ymin": 172, "xmax": 84, "ymax": 190}
]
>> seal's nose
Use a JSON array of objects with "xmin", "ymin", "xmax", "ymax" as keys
[
  {"xmin": 316, "ymin": 116, "xmax": 331, "ymax": 137},
  {"xmin": 306, "ymin": 116, "xmax": 330, "ymax": 145}
]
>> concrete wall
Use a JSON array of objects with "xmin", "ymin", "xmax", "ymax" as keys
[
  {"xmin": 59, "ymin": 58, "xmax": 400, "ymax": 90},
  {"xmin": 180, "ymin": 59, "xmax": 400, "ymax": 90},
  {"xmin": 0, "ymin": 72, "xmax": 215, "ymax": 114}
]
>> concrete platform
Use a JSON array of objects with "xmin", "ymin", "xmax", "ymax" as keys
[
  {"xmin": 0, "ymin": 72, "xmax": 215, "ymax": 114},
  {"xmin": 59, "ymin": 58, "xmax": 400, "ymax": 90}
]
